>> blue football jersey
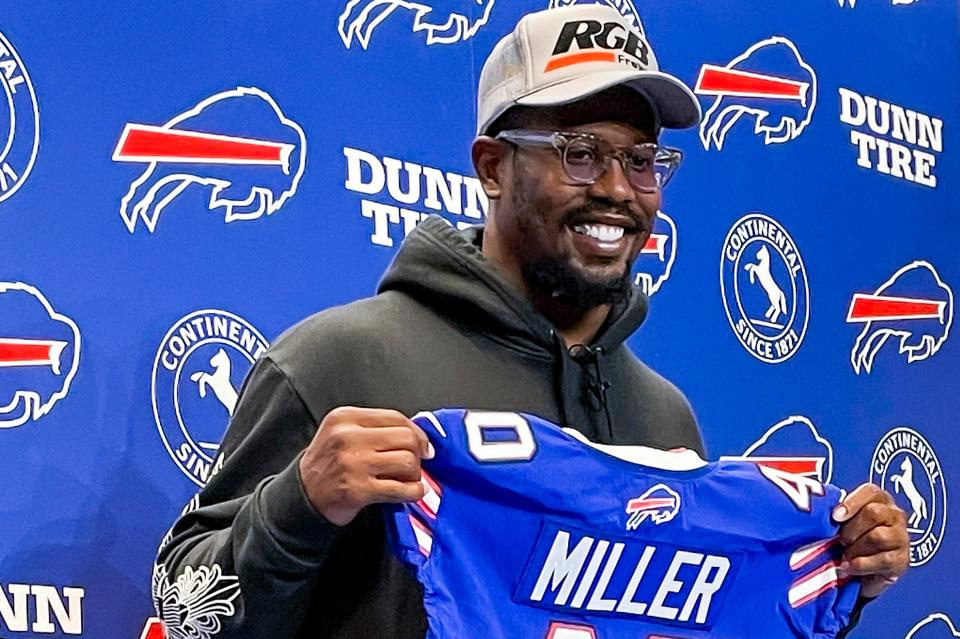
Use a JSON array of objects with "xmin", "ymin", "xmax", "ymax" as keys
[{"xmin": 387, "ymin": 409, "xmax": 860, "ymax": 639}]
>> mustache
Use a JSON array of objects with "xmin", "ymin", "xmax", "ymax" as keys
[{"xmin": 562, "ymin": 202, "xmax": 649, "ymax": 233}]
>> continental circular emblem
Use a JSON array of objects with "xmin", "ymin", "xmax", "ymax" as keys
[
  {"xmin": 720, "ymin": 213, "xmax": 809, "ymax": 363},
  {"xmin": 0, "ymin": 31, "xmax": 39, "ymax": 203},
  {"xmin": 870, "ymin": 427, "xmax": 946, "ymax": 567},
  {"xmin": 152, "ymin": 309, "xmax": 269, "ymax": 486}
]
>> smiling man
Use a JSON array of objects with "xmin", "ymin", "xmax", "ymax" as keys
[{"xmin": 153, "ymin": 5, "xmax": 908, "ymax": 639}]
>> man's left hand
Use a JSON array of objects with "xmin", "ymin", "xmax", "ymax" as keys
[{"xmin": 833, "ymin": 483, "xmax": 910, "ymax": 598}]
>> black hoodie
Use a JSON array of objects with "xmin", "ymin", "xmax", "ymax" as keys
[{"xmin": 153, "ymin": 216, "xmax": 703, "ymax": 638}]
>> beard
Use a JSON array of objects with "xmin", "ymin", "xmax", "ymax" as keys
[
  {"xmin": 514, "ymin": 198, "xmax": 641, "ymax": 309},
  {"xmin": 521, "ymin": 253, "xmax": 633, "ymax": 308}
]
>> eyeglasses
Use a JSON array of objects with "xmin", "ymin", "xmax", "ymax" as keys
[{"xmin": 495, "ymin": 129, "xmax": 683, "ymax": 193}]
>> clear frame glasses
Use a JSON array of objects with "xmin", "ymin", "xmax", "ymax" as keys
[{"xmin": 495, "ymin": 129, "xmax": 683, "ymax": 193}]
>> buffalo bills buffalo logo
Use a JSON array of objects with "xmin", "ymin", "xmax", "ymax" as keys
[
  {"xmin": 695, "ymin": 37, "xmax": 816, "ymax": 150},
  {"xmin": 0, "ymin": 282, "xmax": 80, "ymax": 428},
  {"xmin": 113, "ymin": 87, "xmax": 306, "ymax": 233},
  {"xmin": 905, "ymin": 613, "xmax": 960, "ymax": 639},
  {"xmin": 633, "ymin": 210, "xmax": 677, "ymax": 297},
  {"xmin": 548, "ymin": 0, "xmax": 645, "ymax": 33},
  {"xmin": 723, "ymin": 415, "xmax": 834, "ymax": 484},
  {"xmin": 847, "ymin": 260, "xmax": 953, "ymax": 374},
  {"xmin": 625, "ymin": 483, "xmax": 680, "ymax": 529},
  {"xmin": 338, "ymin": 0, "xmax": 497, "ymax": 49}
]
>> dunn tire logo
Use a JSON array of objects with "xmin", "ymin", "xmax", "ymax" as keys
[{"xmin": 152, "ymin": 309, "xmax": 268, "ymax": 486}]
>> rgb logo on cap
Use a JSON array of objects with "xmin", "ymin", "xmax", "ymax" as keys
[{"xmin": 544, "ymin": 16, "xmax": 651, "ymax": 73}]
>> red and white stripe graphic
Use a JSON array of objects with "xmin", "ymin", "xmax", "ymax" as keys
[
  {"xmin": 114, "ymin": 124, "xmax": 295, "ymax": 169},
  {"xmin": 747, "ymin": 456, "xmax": 824, "ymax": 479},
  {"xmin": 695, "ymin": 65, "xmax": 809, "ymax": 103},
  {"xmin": 409, "ymin": 514, "xmax": 433, "ymax": 557},
  {"xmin": 847, "ymin": 293, "xmax": 947, "ymax": 322},
  {"xmin": 0, "ymin": 338, "xmax": 67, "ymax": 372},
  {"xmin": 789, "ymin": 559, "xmax": 845, "ymax": 608},
  {"xmin": 417, "ymin": 470, "xmax": 442, "ymax": 519},
  {"xmin": 139, "ymin": 618, "xmax": 166, "ymax": 639},
  {"xmin": 627, "ymin": 496, "xmax": 675, "ymax": 512},
  {"xmin": 788, "ymin": 536, "xmax": 846, "ymax": 608},
  {"xmin": 790, "ymin": 536, "xmax": 839, "ymax": 571},
  {"xmin": 641, "ymin": 233, "xmax": 668, "ymax": 260}
]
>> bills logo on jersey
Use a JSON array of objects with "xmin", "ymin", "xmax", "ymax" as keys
[
  {"xmin": 847, "ymin": 260, "xmax": 953, "ymax": 374},
  {"xmin": 720, "ymin": 213, "xmax": 809, "ymax": 363},
  {"xmin": 338, "ymin": 0, "xmax": 497, "ymax": 49},
  {"xmin": 723, "ymin": 415, "xmax": 834, "ymax": 483},
  {"xmin": 547, "ymin": 0, "xmax": 645, "ymax": 34},
  {"xmin": 633, "ymin": 210, "xmax": 677, "ymax": 297},
  {"xmin": 905, "ymin": 613, "xmax": 960, "ymax": 639},
  {"xmin": 625, "ymin": 483, "xmax": 680, "ymax": 529},
  {"xmin": 0, "ymin": 32, "xmax": 39, "ymax": 204},
  {"xmin": 0, "ymin": 282, "xmax": 80, "ymax": 429},
  {"xmin": 153, "ymin": 309, "xmax": 269, "ymax": 486},
  {"xmin": 695, "ymin": 37, "xmax": 816, "ymax": 150},
  {"xmin": 870, "ymin": 427, "xmax": 946, "ymax": 566},
  {"xmin": 113, "ymin": 87, "xmax": 306, "ymax": 233}
]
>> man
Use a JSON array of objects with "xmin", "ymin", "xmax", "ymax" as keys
[{"xmin": 153, "ymin": 5, "xmax": 908, "ymax": 638}]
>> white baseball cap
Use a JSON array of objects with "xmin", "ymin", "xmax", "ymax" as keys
[{"xmin": 477, "ymin": 4, "xmax": 701, "ymax": 135}]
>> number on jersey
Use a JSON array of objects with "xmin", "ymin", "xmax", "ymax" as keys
[{"xmin": 465, "ymin": 411, "xmax": 538, "ymax": 462}]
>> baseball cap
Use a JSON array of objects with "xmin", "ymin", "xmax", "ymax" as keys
[{"xmin": 477, "ymin": 4, "xmax": 701, "ymax": 135}]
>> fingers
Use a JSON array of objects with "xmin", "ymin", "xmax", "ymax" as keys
[
  {"xmin": 841, "ymin": 525, "xmax": 910, "ymax": 568},
  {"xmin": 832, "ymin": 482, "xmax": 911, "ymax": 588},
  {"xmin": 369, "ymin": 450, "xmax": 423, "ymax": 482},
  {"xmin": 840, "ymin": 548, "xmax": 909, "ymax": 578},
  {"xmin": 859, "ymin": 574, "xmax": 901, "ymax": 599},
  {"xmin": 322, "ymin": 406, "xmax": 433, "ymax": 458},
  {"xmin": 837, "ymin": 496, "xmax": 906, "ymax": 547},
  {"xmin": 833, "ymin": 483, "xmax": 892, "ymax": 522},
  {"xmin": 372, "ymin": 478, "xmax": 427, "ymax": 504}
]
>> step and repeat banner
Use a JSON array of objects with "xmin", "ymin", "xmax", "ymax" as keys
[{"xmin": 0, "ymin": 0, "xmax": 955, "ymax": 637}]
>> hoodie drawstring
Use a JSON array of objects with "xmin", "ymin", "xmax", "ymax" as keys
[{"xmin": 569, "ymin": 344, "xmax": 614, "ymax": 443}]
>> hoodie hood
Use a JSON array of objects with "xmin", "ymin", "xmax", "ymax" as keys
[{"xmin": 377, "ymin": 216, "xmax": 649, "ymax": 356}]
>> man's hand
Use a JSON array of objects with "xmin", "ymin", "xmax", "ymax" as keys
[
  {"xmin": 833, "ymin": 483, "xmax": 910, "ymax": 598},
  {"xmin": 299, "ymin": 406, "xmax": 433, "ymax": 526}
]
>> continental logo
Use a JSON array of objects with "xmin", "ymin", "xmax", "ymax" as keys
[{"xmin": 546, "ymin": 19, "xmax": 650, "ymax": 72}]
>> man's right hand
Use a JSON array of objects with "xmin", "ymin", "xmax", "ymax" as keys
[{"xmin": 299, "ymin": 406, "xmax": 433, "ymax": 526}]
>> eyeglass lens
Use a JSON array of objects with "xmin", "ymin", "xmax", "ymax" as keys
[{"xmin": 562, "ymin": 138, "xmax": 669, "ymax": 192}]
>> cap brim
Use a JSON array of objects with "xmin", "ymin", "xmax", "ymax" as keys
[{"xmin": 515, "ymin": 70, "xmax": 701, "ymax": 130}]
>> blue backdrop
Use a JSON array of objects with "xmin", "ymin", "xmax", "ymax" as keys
[{"xmin": 0, "ymin": 1, "xmax": 955, "ymax": 637}]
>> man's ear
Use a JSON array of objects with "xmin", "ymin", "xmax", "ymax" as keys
[{"xmin": 472, "ymin": 136, "xmax": 508, "ymax": 199}]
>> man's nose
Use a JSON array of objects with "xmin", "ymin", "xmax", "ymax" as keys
[{"xmin": 587, "ymin": 157, "xmax": 636, "ymax": 204}]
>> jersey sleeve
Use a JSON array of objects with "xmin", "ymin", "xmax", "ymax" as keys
[
  {"xmin": 785, "ymin": 483, "xmax": 862, "ymax": 639},
  {"xmin": 384, "ymin": 411, "xmax": 451, "ymax": 572}
]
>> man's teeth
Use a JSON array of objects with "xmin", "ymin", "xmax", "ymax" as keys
[{"xmin": 573, "ymin": 224, "xmax": 625, "ymax": 242}]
